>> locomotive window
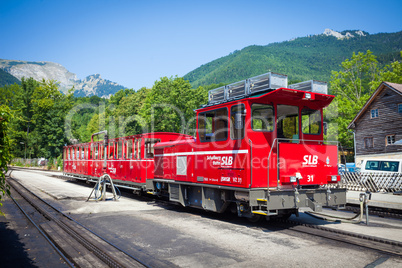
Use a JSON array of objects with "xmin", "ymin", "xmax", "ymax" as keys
[
  {"xmin": 302, "ymin": 108, "xmax": 321, "ymax": 135},
  {"xmin": 231, "ymin": 104, "xmax": 245, "ymax": 139},
  {"xmin": 277, "ymin": 105, "xmax": 299, "ymax": 140},
  {"xmin": 198, "ymin": 108, "xmax": 228, "ymax": 142},
  {"xmin": 145, "ymin": 138, "xmax": 160, "ymax": 158},
  {"xmin": 252, "ymin": 104, "xmax": 274, "ymax": 131}
]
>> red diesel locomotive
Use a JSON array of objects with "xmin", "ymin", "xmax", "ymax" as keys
[{"xmin": 64, "ymin": 72, "xmax": 346, "ymax": 219}]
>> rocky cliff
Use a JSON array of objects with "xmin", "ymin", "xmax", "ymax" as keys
[{"xmin": 0, "ymin": 59, "xmax": 126, "ymax": 97}]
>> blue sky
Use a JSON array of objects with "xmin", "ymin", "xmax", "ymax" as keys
[{"xmin": 1, "ymin": 0, "xmax": 401, "ymax": 89}]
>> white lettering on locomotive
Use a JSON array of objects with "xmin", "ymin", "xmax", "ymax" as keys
[{"xmin": 303, "ymin": 155, "xmax": 318, "ymax": 165}]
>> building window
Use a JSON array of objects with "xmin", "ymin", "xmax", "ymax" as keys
[
  {"xmin": 398, "ymin": 103, "xmax": 402, "ymax": 114},
  {"xmin": 364, "ymin": 137, "xmax": 374, "ymax": 149},
  {"xmin": 386, "ymin": 135, "xmax": 396, "ymax": 146},
  {"xmin": 370, "ymin": 109, "xmax": 379, "ymax": 118}
]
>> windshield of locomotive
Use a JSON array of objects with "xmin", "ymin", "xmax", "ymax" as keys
[{"xmin": 277, "ymin": 105, "xmax": 299, "ymax": 140}]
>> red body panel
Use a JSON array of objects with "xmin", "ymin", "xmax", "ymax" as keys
[{"xmin": 278, "ymin": 143, "xmax": 338, "ymax": 186}]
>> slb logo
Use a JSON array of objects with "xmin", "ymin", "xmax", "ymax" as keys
[
  {"xmin": 221, "ymin": 156, "xmax": 233, "ymax": 166},
  {"xmin": 303, "ymin": 155, "xmax": 318, "ymax": 165}
]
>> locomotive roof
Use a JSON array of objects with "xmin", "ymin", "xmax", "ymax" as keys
[{"xmin": 196, "ymin": 87, "xmax": 335, "ymax": 112}]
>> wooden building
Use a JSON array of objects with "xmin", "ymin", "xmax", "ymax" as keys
[{"xmin": 348, "ymin": 82, "xmax": 402, "ymax": 165}]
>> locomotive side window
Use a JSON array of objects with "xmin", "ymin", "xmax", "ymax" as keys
[
  {"xmin": 230, "ymin": 104, "xmax": 245, "ymax": 139},
  {"xmin": 277, "ymin": 105, "xmax": 299, "ymax": 140},
  {"xmin": 198, "ymin": 108, "xmax": 228, "ymax": 142},
  {"xmin": 145, "ymin": 138, "xmax": 161, "ymax": 158},
  {"xmin": 302, "ymin": 108, "xmax": 321, "ymax": 134},
  {"xmin": 252, "ymin": 104, "xmax": 274, "ymax": 131}
]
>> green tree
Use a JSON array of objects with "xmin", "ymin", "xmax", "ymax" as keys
[
  {"xmin": 31, "ymin": 80, "xmax": 73, "ymax": 158},
  {"xmin": 140, "ymin": 77, "xmax": 207, "ymax": 134},
  {"xmin": 380, "ymin": 51, "xmax": 402, "ymax": 83},
  {"xmin": 8, "ymin": 78, "xmax": 38, "ymax": 158},
  {"xmin": 327, "ymin": 50, "xmax": 402, "ymax": 149},
  {"xmin": 114, "ymin": 87, "xmax": 150, "ymax": 136},
  {"xmin": 327, "ymin": 51, "xmax": 381, "ymax": 148},
  {"xmin": 0, "ymin": 105, "xmax": 11, "ymax": 215}
]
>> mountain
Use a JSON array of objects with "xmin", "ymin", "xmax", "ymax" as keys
[
  {"xmin": 0, "ymin": 68, "xmax": 20, "ymax": 86},
  {"xmin": 184, "ymin": 30, "xmax": 402, "ymax": 88},
  {"xmin": 0, "ymin": 59, "xmax": 126, "ymax": 97}
]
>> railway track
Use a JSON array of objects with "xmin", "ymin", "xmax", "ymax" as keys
[
  {"xmin": 268, "ymin": 218, "xmax": 402, "ymax": 257},
  {"xmin": 7, "ymin": 176, "xmax": 150, "ymax": 268}
]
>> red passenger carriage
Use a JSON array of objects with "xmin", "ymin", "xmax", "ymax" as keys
[{"xmin": 64, "ymin": 72, "xmax": 346, "ymax": 219}]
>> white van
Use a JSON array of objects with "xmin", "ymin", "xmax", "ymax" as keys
[{"xmin": 361, "ymin": 159, "xmax": 402, "ymax": 173}]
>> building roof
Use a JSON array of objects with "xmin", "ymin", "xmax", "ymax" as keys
[{"xmin": 348, "ymin": 82, "xmax": 402, "ymax": 129}]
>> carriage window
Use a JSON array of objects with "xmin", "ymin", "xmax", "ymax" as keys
[
  {"xmin": 134, "ymin": 138, "xmax": 138, "ymax": 159},
  {"xmin": 199, "ymin": 108, "xmax": 228, "ymax": 142},
  {"xmin": 117, "ymin": 140, "xmax": 123, "ymax": 159},
  {"xmin": 138, "ymin": 138, "xmax": 142, "ymax": 159},
  {"xmin": 126, "ymin": 140, "xmax": 133, "ymax": 159},
  {"xmin": 108, "ymin": 142, "xmax": 114, "ymax": 159},
  {"xmin": 302, "ymin": 108, "xmax": 321, "ymax": 134},
  {"xmin": 230, "ymin": 104, "xmax": 245, "ymax": 140},
  {"xmin": 100, "ymin": 144, "xmax": 104, "ymax": 159},
  {"xmin": 277, "ymin": 105, "xmax": 299, "ymax": 140},
  {"xmin": 252, "ymin": 104, "xmax": 274, "ymax": 131},
  {"xmin": 93, "ymin": 144, "xmax": 98, "ymax": 160}
]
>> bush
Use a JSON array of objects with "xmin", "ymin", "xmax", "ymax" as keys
[{"xmin": 47, "ymin": 157, "xmax": 53, "ymax": 170}]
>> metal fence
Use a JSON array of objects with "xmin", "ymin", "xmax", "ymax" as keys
[
  {"xmin": 11, "ymin": 158, "xmax": 53, "ymax": 167},
  {"xmin": 338, "ymin": 172, "xmax": 402, "ymax": 193}
]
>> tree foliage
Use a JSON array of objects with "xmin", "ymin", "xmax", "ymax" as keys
[
  {"xmin": 0, "ymin": 105, "xmax": 11, "ymax": 214},
  {"xmin": 327, "ymin": 50, "xmax": 402, "ymax": 149}
]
